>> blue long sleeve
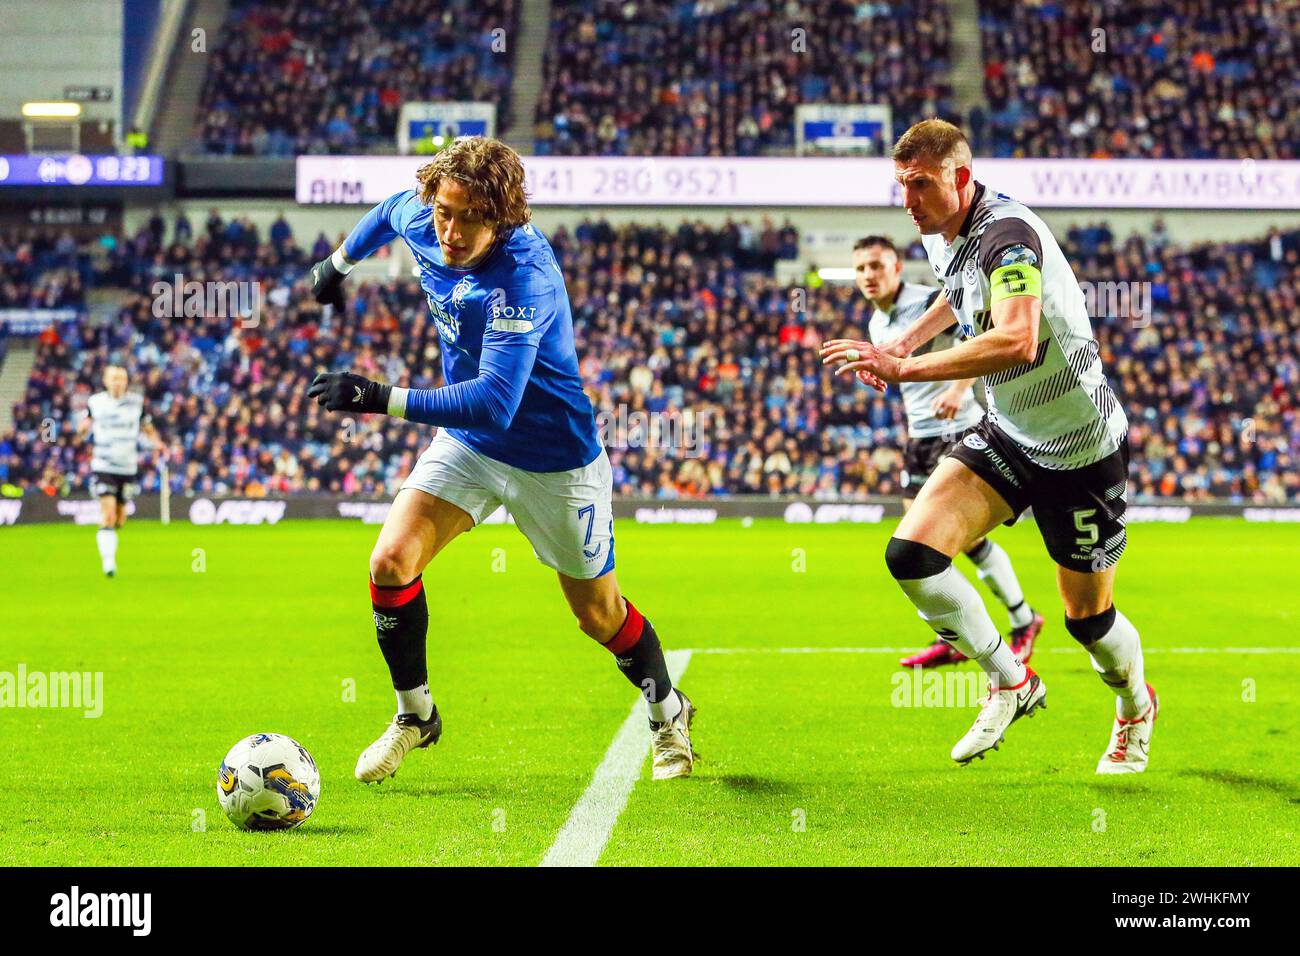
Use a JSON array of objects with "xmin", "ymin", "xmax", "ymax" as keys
[
  {"xmin": 402, "ymin": 339, "xmax": 539, "ymax": 431},
  {"xmin": 343, "ymin": 191, "xmax": 415, "ymax": 261}
]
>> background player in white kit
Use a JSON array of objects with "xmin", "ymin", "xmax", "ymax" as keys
[
  {"xmin": 823, "ymin": 121, "xmax": 1157, "ymax": 774},
  {"xmin": 76, "ymin": 366, "xmax": 163, "ymax": 576},
  {"xmin": 851, "ymin": 235, "xmax": 1043, "ymax": 669}
]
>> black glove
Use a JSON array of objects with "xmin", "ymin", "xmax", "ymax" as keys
[
  {"xmin": 307, "ymin": 372, "xmax": 391, "ymax": 414},
  {"xmin": 309, "ymin": 255, "xmax": 347, "ymax": 309}
]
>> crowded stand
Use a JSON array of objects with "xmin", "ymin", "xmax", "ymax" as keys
[
  {"xmin": 534, "ymin": 0, "xmax": 953, "ymax": 156},
  {"xmin": 194, "ymin": 0, "xmax": 519, "ymax": 156},
  {"xmin": 3, "ymin": 215, "xmax": 1296, "ymax": 503},
  {"xmin": 973, "ymin": 0, "xmax": 1298, "ymax": 158}
]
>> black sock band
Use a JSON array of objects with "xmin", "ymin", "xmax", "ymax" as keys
[
  {"xmin": 964, "ymin": 538, "xmax": 993, "ymax": 563},
  {"xmin": 370, "ymin": 576, "xmax": 428, "ymax": 690},
  {"xmin": 604, "ymin": 601, "xmax": 673, "ymax": 704},
  {"xmin": 1065, "ymin": 606, "xmax": 1117, "ymax": 647},
  {"xmin": 885, "ymin": 537, "xmax": 953, "ymax": 580}
]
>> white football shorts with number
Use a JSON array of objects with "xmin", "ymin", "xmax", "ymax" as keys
[{"xmin": 401, "ymin": 430, "xmax": 615, "ymax": 580}]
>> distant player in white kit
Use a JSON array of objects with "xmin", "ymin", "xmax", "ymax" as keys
[
  {"xmin": 851, "ymin": 235, "xmax": 1043, "ymax": 669},
  {"xmin": 76, "ymin": 366, "xmax": 162, "ymax": 576}
]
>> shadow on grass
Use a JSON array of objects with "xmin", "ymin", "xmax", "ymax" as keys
[
  {"xmin": 713, "ymin": 774, "xmax": 798, "ymax": 796},
  {"xmin": 357, "ymin": 782, "xmax": 508, "ymax": 800},
  {"xmin": 280, "ymin": 822, "xmax": 372, "ymax": 836},
  {"xmin": 1177, "ymin": 768, "xmax": 1300, "ymax": 803}
]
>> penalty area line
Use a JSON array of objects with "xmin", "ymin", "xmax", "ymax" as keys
[{"xmin": 539, "ymin": 649, "xmax": 692, "ymax": 868}]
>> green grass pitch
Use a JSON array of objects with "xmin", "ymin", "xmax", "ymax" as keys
[{"xmin": 1, "ymin": 517, "xmax": 1296, "ymax": 866}]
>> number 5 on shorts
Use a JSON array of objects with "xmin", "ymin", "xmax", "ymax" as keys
[{"xmin": 1073, "ymin": 508, "xmax": 1099, "ymax": 549}]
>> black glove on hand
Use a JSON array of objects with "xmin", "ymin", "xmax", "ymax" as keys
[
  {"xmin": 310, "ymin": 256, "xmax": 347, "ymax": 309},
  {"xmin": 307, "ymin": 372, "xmax": 392, "ymax": 414}
]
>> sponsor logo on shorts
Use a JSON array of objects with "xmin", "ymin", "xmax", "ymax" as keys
[{"xmin": 961, "ymin": 434, "xmax": 1020, "ymax": 488}]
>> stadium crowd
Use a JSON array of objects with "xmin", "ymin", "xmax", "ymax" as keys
[
  {"xmin": 2, "ymin": 215, "xmax": 1296, "ymax": 503},
  {"xmin": 974, "ymin": 0, "xmax": 1297, "ymax": 158},
  {"xmin": 534, "ymin": 0, "xmax": 952, "ymax": 156},
  {"xmin": 0, "ymin": 228, "xmax": 92, "ymax": 310},
  {"xmin": 195, "ymin": 0, "xmax": 519, "ymax": 156},
  {"xmin": 189, "ymin": 0, "xmax": 1294, "ymax": 160}
]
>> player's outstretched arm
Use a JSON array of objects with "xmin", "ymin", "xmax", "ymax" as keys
[
  {"xmin": 307, "ymin": 341, "xmax": 537, "ymax": 431},
  {"xmin": 892, "ymin": 289, "xmax": 958, "ymax": 356},
  {"xmin": 826, "ymin": 293, "xmax": 1038, "ymax": 385},
  {"xmin": 825, "ymin": 240, "xmax": 1043, "ymax": 384},
  {"xmin": 819, "ymin": 291, "xmax": 958, "ymax": 391},
  {"xmin": 309, "ymin": 191, "xmax": 415, "ymax": 309},
  {"xmin": 309, "ymin": 268, "xmax": 554, "ymax": 430}
]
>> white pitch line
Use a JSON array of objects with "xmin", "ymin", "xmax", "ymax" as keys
[
  {"xmin": 540, "ymin": 649, "xmax": 692, "ymax": 868},
  {"xmin": 688, "ymin": 646, "xmax": 1300, "ymax": 655}
]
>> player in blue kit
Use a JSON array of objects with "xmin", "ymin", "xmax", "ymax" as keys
[{"xmin": 306, "ymin": 138, "xmax": 696, "ymax": 783}]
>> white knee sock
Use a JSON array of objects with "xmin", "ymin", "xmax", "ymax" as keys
[
  {"xmin": 966, "ymin": 539, "xmax": 1033, "ymax": 629},
  {"xmin": 96, "ymin": 528, "xmax": 117, "ymax": 571},
  {"xmin": 897, "ymin": 565, "xmax": 1027, "ymax": 690},
  {"xmin": 1081, "ymin": 609, "xmax": 1151, "ymax": 719}
]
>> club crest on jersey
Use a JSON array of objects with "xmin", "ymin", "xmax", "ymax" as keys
[
  {"xmin": 963, "ymin": 258, "xmax": 979, "ymax": 285},
  {"xmin": 451, "ymin": 276, "xmax": 474, "ymax": 310}
]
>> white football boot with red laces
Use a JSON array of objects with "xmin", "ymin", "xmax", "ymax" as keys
[{"xmin": 1096, "ymin": 683, "xmax": 1158, "ymax": 774}]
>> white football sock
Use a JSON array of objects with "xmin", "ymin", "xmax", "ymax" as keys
[
  {"xmin": 647, "ymin": 689, "xmax": 682, "ymax": 724},
  {"xmin": 396, "ymin": 684, "xmax": 433, "ymax": 721},
  {"xmin": 966, "ymin": 539, "xmax": 1033, "ymax": 629},
  {"xmin": 1084, "ymin": 610, "xmax": 1150, "ymax": 719},
  {"xmin": 897, "ymin": 564, "xmax": 1026, "ymax": 690},
  {"xmin": 96, "ymin": 528, "xmax": 118, "ymax": 572}
]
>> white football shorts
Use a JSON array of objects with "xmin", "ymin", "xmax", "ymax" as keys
[{"xmin": 400, "ymin": 430, "xmax": 615, "ymax": 580}]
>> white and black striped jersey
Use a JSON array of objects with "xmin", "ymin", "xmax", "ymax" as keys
[
  {"xmin": 867, "ymin": 282, "xmax": 982, "ymax": 439},
  {"xmin": 86, "ymin": 391, "xmax": 146, "ymax": 476},
  {"xmin": 920, "ymin": 182, "xmax": 1128, "ymax": 470}
]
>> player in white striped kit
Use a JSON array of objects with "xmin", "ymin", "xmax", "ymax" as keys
[
  {"xmin": 822, "ymin": 121, "xmax": 1157, "ymax": 774},
  {"xmin": 851, "ymin": 235, "xmax": 1043, "ymax": 669},
  {"xmin": 76, "ymin": 366, "xmax": 162, "ymax": 576}
]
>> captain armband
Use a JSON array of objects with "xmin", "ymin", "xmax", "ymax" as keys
[{"xmin": 989, "ymin": 262, "xmax": 1042, "ymax": 304}]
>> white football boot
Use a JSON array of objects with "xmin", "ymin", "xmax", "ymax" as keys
[
  {"xmin": 1096, "ymin": 683, "xmax": 1158, "ymax": 774},
  {"xmin": 951, "ymin": 669, "xmax": 1046, "ymax": 764},
  {"xmin": 355, "ymin": 709, "xmax": 442, "ymax": 783},
  {"xmin": 650, "ymin": 689, "xmax": 696, "ymax": 780}
]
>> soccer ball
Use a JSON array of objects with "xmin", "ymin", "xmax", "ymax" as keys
[{"xmin": 216, "ymin": 733, "xmax": 321, "ymax": 831}]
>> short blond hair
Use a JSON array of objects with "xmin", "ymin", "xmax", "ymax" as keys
[{"xmin": 892, "ymin": 119, "xmax": 972, "ymax": 182}]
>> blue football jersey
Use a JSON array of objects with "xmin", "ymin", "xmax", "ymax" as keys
[{"xmin": 343, "ymin": 189, "xmax": 602, "ymax": 472}]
